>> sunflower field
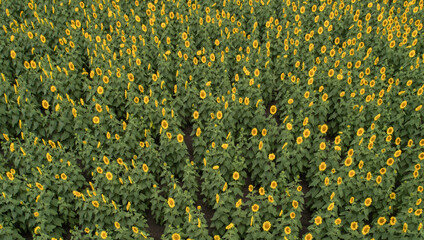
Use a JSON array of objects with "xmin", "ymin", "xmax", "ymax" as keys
[{"xmin": 0, "ymin": 0, "xmax": 423, "ymax": 239}]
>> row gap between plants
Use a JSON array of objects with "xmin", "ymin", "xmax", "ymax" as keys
[{"xmin": 299, "ymin": 172, "xmax": 313, "ymax": 238}]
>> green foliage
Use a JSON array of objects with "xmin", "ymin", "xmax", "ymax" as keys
[{"xmin": 1, "ymin": 0, "xmax": 424, "ymax": 239}]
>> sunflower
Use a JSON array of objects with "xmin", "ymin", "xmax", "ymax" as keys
[
  {"xmin": 42, "ymin": 100, "xmax": 49, "ymax": 109},
  {"xmin": 100, "ymin": 231, "xmax": 107, "ymax": 239},
  {"xmin": 106, "ymin": 172, "xmax": 113, "ymax": 180},
  {"xmin": 45, "ymin": 152, "xmax": 52, "ymax": 162},
  {"xmin": 252, "ymin": 40, "xmax": 259, "ymax": 48},
  {"xmin": 251, "ymin": 128, "xmax": 258, "ymax": 136},
  {"xmin": 292, "ymin": 200, "xmax": 299, "ymax": 209},
  {"xmin": 97, "ymin": 86, "xmax": 104, "ymax": 95},
  {"xmin": 244, "ymin": 97, "xmax": 250, "ymax": 105},
  {"xmin": 259, "ymin": 187, "xmax": 265, "ymax": 195},
  {"xmin": 270, "ymin": 181, "xmax": 277, "ymax": 189},
  {"xmin": 254, "ymin": 69, "xmax": 260, "ymax": 77},
  {"xmin": 161, "ymin": 120, "xmax": 168, "ymax": 129},
  {"xmin": 361, "ymin": 225, "xmax": 370, "ymax": 235},
  {"xmin": 335, "ymin": 218, "xmax": 341, "ymax": 225},
  {"xmin": 377, "ymin": 217, "xmax": 386, "ymax": 226},
  {"xmin": 344, "ymin": 157, "xmax": 352, "ymax": 167},
  {"xmin": 314, "ymin": 216, "xmax": 322, "ymax": 226},
  {"xmin": 94, "ymin": 67, "xmax": 103, "ymax": 76},
  {"xmin": 401, "ymin": 222, "xmax": 408, "ymax": 233},
  {"xmin": 362, "ymin": 197, "xmax": 373, "ymax": 208},
  {"xmin": 356, "ymin": 128, "xmax": 364, "ymax": 136},
  {"xmin": 324, "ymin": 177, "xmax": 330, "ymax": 186},
  {"xmin": 177, "ymin": 134, "xmax": 184, "ymax": 143},
  {"xmin": 328, "ymin": 69, "xmax": 335, "ymax": 77},
  {"xmin": 200, "ymin": 90, "xmax": 206, "ymax": 99},
  {"xmin": 364, "ymin": 171, "xmax": 372, "ymax": 181},
  {"xmin": 6, "ymin": 172, "xmax": 14, "ymax": 180},
  {"xmin": 10, "ymin": 50, "xmax": 16, "ymax": 59},
  {"xmin": 111, "ymin": 221, "xmax": 119, "ymax": 229},
  {"xmin": 96, "ymin": 167, "xmax": 103, "ymax": 174},
  {"xmin": 69, "ymin": 62, "xmax": 75, "ymax": 71},
  {"xmin": 233, "ymin": 171, "xmax": 240, "ymax": 180},
  {"xmin": 350, "ymin": 221, "xmax": 358, "ymax": 231},
  {"xmin": 103, "ymin": 156, "xmax": 110, "ymax": 165},
  {"xmin": 380, "ymin": 167, "xmax": 387, "ymax": 175},
  {"xmin": 142, "ymin": 163, "xmax": 149, "ymax": 172},
  {"xmin": 93, "ymin": 116, "xmax": 100, "ymax": 124},
  {"xmin": 400, "ymin": 100, "xmax": 407, "ymax": 109},
  {"xmin": 327, "ymin": 202, "xmax": 335, "ymax": 211},
  {"xmin": 320, "ymin": 124, "xmax": 328, "ymax": 134},
  {"xmin": 322, "ymin": 93, "xmax": 328, "ymax": 101},
  {"xmin": 217, "ymin": 111, "xmax": 223, "ymax": 119},
  {"xmin": 319, "ymin": 162, "xmax": 327, "ymax": 171},
  {"xmin": 303, "ymin": 129, "xmax": 310, "ymax": 138},
  {"xmin": 394, "ymin": 150, "xmax": 402, "ymax": 158},
  {"xmin": 168, "ymin": 198, "xmax": 175, "ymax": 208},
  {"xmin": 297, "ymin": 136, "xmax": 303, "ymax": 144},
  {"xmin": 386, "ymin": 216, "xmax": 397, "ymax": 226},
  {"xmin": 283, "ymin": 122, "xmax": 292, "ymax": 131},
  {"xmin": 60, "ymin": 173, "xmax": 67, "ymax": 180},
  {"xmin": 262, "ymin": 221, "xmax": 271, "ymax": 231},
  {"xmin": 92, "ymin": 201, "xmax": 99, "ymax": 208},
  {"xmin": 413, "ymin": 170, "xmax": 419, "ymax": 178},
  {"xmin": 295, "ymin": 186, "xmax": 302, "ymax": 192},
  {"xmin": 303, "ymin": 117, "xmax": 309, "ymax": 126},
  {"xmin": 193, "ymin": 111, "xmax": 199, "ymax": 119},
  {"xmin": 268, "ymin": 153, "xmax": 275, "ymax": 161},
  {"xmin": 304, "ymin": 233, "xmax": 313, "ymax": 240},
  {"xmin": 172, "ymin": 233, "xmax": 181, "ymax": 240},
  {"xmin": 35, "ymin": 182, "xmax": 44, "ymax": 190}
]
